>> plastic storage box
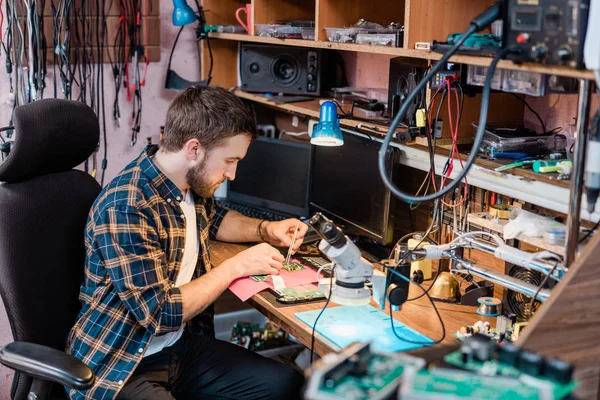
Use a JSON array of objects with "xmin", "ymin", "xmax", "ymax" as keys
[
  {"xmin": 255, "ymin": 24, "xmax": 315, "ymax": 40},
  {"xmin": 325, "ymin": 28, "xmax": 402, "ymax": 47},
  {"xmin": 467, "ymin": 65, "xmax": 503, "ymax": 90},
  {"xmin": 472, "ymin": 122, "xmax": 555, "ymax": 155}
]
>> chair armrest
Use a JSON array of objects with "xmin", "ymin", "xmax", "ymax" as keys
[{"xmin": 0, "ymin": 342, "xmax": 94, "ymax": 390}]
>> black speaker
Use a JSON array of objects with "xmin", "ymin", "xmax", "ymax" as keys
[
  {"xmin": 387, "ymin": 57, "xmax": 427, "ymax": 124},
  {"xmin": 239, "ymin": 43, "xmax": 334, "ymax": 96}
]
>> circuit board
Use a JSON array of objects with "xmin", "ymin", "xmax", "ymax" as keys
[
  {"xmin": 440, "ymin": 350, "xmax": 577, "ymax": 400},
  {"xmin": 281, "ymin": 260, "xmax": 306, "ymax": 272},
  {"xmin": 313, "ymin": 351, "xmax": 425, "ymax": 400},
  {"xmin": 401, "ymin": 367, "xmax": 575, "ymax": 400},
  {"xmin": 251, "ymin": 260, "xmax": 306, "ymax": 281}
]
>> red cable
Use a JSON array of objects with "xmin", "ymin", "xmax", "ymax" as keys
[
  {"xmin": 0, "ymin": 0, "xmax": 4, "ymax": 37},
  {"xmin": 441, "ymin": 79, "xmax": 468, "ymax": 208},
  {"xmin": 141, "ymin": 0, "xmax": 149, "ymax": 87}
]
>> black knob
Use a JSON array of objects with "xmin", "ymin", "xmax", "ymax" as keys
[
  {"xmin": 412, "ymin": 270, "xmax": 424, "ymax": 284},
  {"xmin": 557, "ymin": 46, "xmax": 571, "ymax": 61},
  {"xmin": 307, "ymin": 74, "xmax": 314, "ymax": 82},
  {"xmin": 533, "ymin": 45, "xmax": 547, "ymax": 61}
]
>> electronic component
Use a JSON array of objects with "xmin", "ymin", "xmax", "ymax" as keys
[
  {"xmin": 498, "ymin": 343, "xmax": 521, "ymax": 367},
  {"xmin": 304, "ymin": 341, "xmax": 425, "ymax": 400},
  {"xmin": 461, "ymin": 333, "xmax": 496, "ymax": 362},
  {"xmin": 503, "ymin": 0, "xmax": 590, "ymax": 68},
  {"xmin": 519, "ymin": 351, "xmax": 545, "ymax": 376},
  {"xmin": 545, "ymin": 358, "xmax": 575, "ymax": 384},
  {"xmin": 440, "ymin": 345, "xmax": 577, "ymax": 399},
  {"xmin": 430, "ymin": 62, "xmax": 461, "ymax": 89}
]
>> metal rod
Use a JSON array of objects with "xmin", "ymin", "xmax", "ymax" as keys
[
  {"xmin": 460, "ymin": 236, "xmax": 566, "ymax": 279},
  {"xmin": 450, "ymin": 255, "xmax": 551, "ymax": 301},
  {"xmin": 565, "ymin": 79, "xmax": 592, "ymax": 267}
]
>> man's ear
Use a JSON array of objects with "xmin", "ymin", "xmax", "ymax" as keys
[{"xmin": 184, "ymin": 139, "xmax": 205, "ymax": 163}]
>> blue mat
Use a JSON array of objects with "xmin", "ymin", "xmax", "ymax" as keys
[{"xmin": 295, "ymin": 304, "xmax": 433, "ymax": 352}]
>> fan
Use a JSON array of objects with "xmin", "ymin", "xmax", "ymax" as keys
[{"xmin": 504, "ymin": 265, "xmax": 544, "ymax": 321}]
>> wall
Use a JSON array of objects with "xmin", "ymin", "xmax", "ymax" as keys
[{"xmin": 0, "ymin": 0, "xmax": 202, "ymax": 396}]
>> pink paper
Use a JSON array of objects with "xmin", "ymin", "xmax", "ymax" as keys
[{"xmin": 228, "ymin": 262, "xmax": 322, "ymax": 302}]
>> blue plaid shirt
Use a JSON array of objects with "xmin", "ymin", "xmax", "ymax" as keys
[{"xmin": 66, "ymin": 145, "xmax": 229, "ymax": 399}]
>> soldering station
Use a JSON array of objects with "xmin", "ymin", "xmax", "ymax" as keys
[{"xmin": 1, "ymin": 0, "xmax": 600, "ymax": 399}]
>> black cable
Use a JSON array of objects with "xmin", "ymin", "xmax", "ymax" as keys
[
  {"xmin": 509, "ymin": 92, "xmax": 547, "ymax": 133},
  {"xmin": 579, "ymin": 219, "xmax": 600, "ymax": 243},
  {"xmin": 386, "ymin": 266, "xmax": 445, "ymax": 345},
  {"xmin": 528, "ymin": 262, "xmax": 559, "ymax": 319},
  {"xmin": 379, "ymin": 44, "xmax": 518, "ymax": 204},
  {"xmin": 310, "ymin": 265, "xmax": 335, "ymax": 364}
]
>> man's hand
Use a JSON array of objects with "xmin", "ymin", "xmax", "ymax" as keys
[
  {"xmin": 262, "ymin": 219, "xmax": 309, "ymax": 253},
  {"xmin": 224, "ymin": 243, "xmax": 284, "ymax": 279}
]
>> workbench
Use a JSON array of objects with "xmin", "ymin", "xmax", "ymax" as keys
[{"xmin": 210, "ymin": 240, "xmax": 494, "ymax": 357}]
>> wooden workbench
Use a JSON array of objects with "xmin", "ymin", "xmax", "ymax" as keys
[{"xmin": 210, "ymin": 240, "xmax": 495, "ymax": 357}]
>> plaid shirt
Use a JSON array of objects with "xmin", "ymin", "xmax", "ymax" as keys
[{"xmin": 66, "ymin": 145, "xmax": 229, "ymax": 399}]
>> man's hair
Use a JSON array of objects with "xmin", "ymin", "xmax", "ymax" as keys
[{"xmin": 162, "ymin": 86, "xmax": 257, "ymax": 152}]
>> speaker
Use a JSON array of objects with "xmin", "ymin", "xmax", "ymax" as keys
[
  {"xmin": 239, "ymin": 43, "xmax": 334, "ymax": 96},
  {"xmin": 387, "ymin": 57, "xmax": 427, "ymax": 124}
]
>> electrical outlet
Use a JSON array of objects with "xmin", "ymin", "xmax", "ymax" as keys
[{"xmin": 292, "ymin": 115, "xmax": 299, "ymax": 128}]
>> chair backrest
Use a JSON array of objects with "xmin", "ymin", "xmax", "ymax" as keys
[{"xmin": 0, "ymin": 99, "xmax": 102, "ymax": 400}]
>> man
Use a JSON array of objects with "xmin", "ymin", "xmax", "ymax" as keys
[{"xmin": 67, "ymin": 86, "xmax": 308, "ymax": 399}]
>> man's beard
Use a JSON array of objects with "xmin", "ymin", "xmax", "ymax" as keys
[{"xmin": 186, "ymin": 158, "xmax": 224, "ymax": 198}]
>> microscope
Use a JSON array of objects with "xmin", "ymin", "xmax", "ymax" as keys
[{"xmin": 308, "ymin": 213, "xmax": 399, "ymax": 309}]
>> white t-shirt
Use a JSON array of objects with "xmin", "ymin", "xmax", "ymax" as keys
[{"xmin": 144, "ymin": 189, "xmax": 198, "ymax": 357}]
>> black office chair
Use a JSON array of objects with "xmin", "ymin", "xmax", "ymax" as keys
[{"xmin": 0, "ymin": 99, "xmax": 101, "ymax": 399}]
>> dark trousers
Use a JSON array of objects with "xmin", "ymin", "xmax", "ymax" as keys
[{"xmin": 116, "ymin": 332, "xmax": 305, "ymax": 400}]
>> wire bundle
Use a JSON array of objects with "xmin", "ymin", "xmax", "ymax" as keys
[{"xmin": 1, "ymin": 0, "xmax": 151, "ymax": 184}]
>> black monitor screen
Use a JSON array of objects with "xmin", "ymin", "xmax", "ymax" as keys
[
  {"xmin": 228, "ymin": 137, "xmax": 311, "ymax": 216},
  {"xmin": 310, "ymin": 132, "xmax": 395, "ymax": 244}
]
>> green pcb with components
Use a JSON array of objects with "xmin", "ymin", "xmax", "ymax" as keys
[
  {"xmin": 252, "ymin": 261, "xmax": 306, "ymax": 281},
  {"xmin": 429, "ymin": 351, "xmax": 578, "ymax": 400},
  {"xmin": 319, "ymin": 354, "xmax": 406, "ymax": 400},
  {"xmin": 404, "ymin": 368, "xmax": 576, "ymax": 400}
]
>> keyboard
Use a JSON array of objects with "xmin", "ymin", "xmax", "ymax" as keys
[{"xmin": 220, "ymin": 201, "xmax": 289, "ymax": 222}]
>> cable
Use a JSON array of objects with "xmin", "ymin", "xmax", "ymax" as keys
[
  {"xmin": 509, "ymin": 92, "xmax": 547, "ymax": 133},
  {"xmin": 579, "ymin": 219, "xmax": 600, "ymax": 243},
  {"xmin": 310, "ymin": 265, "xmax": 335, "ymax": 364},
  {"xmin": 386, "ymin": 266, "xmax": 445, "ymax": 345},
  {"xmin": 528, "ymin": 261, "xmax": 559, "ymax": 319},
  {"xmin": 379, "ymin": 15, "xmax": 515, "ymax": 204}
]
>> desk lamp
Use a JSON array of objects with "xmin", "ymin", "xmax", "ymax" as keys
[
  {"xmin": 311, "ymin": 101, "xmax": 343, "ymax": 146},
  {"xmin": 172, "ymin": 0, "xmax": 197, "ymax": 26}
]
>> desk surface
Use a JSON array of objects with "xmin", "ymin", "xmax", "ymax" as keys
[{"xmin": 211, "ymin": 241, "xmax": 495, "ymax": 356}]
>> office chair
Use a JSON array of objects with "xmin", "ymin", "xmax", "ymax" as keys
[{"xmin": 0, "ymin": 99, "xmax": 101, "ymax": 399}]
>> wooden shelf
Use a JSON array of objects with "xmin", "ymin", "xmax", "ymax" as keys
[
  {"xmin": 234, "ymin": 89, "xmax": 408, "ymax": 135},
  {"xmin": 209, "ymin": 32, "xmax": 595, "ymax": 80},
  {"xmin": 235, "ymin": 89, "xmax": 567, "ymax": 188},
  {"xmin": 233, "ymin": 89, "xmax": 600, "ymax": 223}
]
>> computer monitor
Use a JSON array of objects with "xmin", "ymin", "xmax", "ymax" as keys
[
  {"xmin": 310, "ymin": 130, "xmax": 397, "ymax": 245},
  {"xmin": 228, "ymin": 136, "xmax": 312, "ymax": 217}
]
